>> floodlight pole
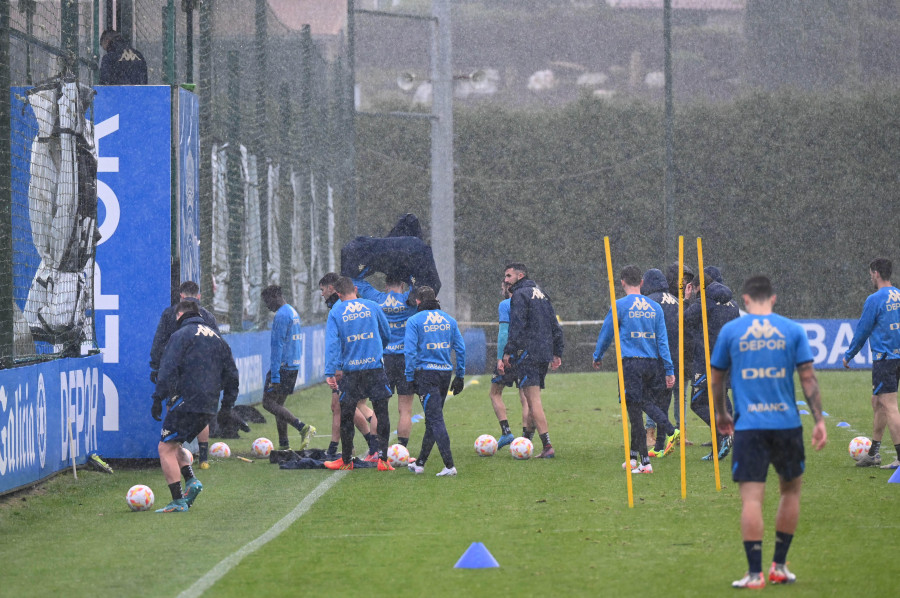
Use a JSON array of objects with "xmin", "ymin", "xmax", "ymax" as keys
[{"xmin": 431, "ymin": 0, "xmax": 456, "ymax": 316}]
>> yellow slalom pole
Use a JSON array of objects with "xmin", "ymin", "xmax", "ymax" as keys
[
  {"xmin": 604, "ymin": 237, "xmax": 634, "ymax": 508},
  {"xmin": 678, "ymin": 236, "xmax": 687, "ymax": 499},
  {"xmin": 697, "ymin": 238, "xmax": 722, "ymax": 491}
]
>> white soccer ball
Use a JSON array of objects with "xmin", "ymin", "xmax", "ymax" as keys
[
  {"xmin": 252, "ymin": 437, "xmax": 274, "ymax": 458},
  {"xmin": 210, "ymin": 442, "xmax": 231, "ymax": 458},
  {"xmin": 126, "ymin": 484, "xmax": 155, "ymax": 511},
  {"xmin": 474, "ymin": 434, "xmax": 498, "ymax": 456},
  {"xmin": 387, "ymin": 443, "xmax": 410, "ymax": 467},
  {"xmin": 510, "ymin": 437, "xmax": 533, "ymax": 460},
  {"xmin": 849, "ymin": 436, "xmax": 872, "ymax": 461}
]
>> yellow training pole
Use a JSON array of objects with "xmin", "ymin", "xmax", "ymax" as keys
[
  {"xmin": 678, "ymin": 236, "xmax": 687, "ymax": 499},
  {"xmin": 697, "ymin": 238, "xmax": 722, "ymax": 491},
  {"xmin": 604, "ymin": 237, "xmax": 634, "ymax": 508}
]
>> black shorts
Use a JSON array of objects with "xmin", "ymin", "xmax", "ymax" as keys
[
  {"xmin": 516, "ymin": 359, "xmax": 549, "ymax": 389},
  {"xmin": 872, "ymin": 359, "xmax": 900, "ymax": 395},
  {"xmin": 732, "ymin": 427, "xmax": 805, "ymax": 483},
  {"xmin": 266, "ymin": 368, "xmax": 299, "ymax": 396},
  {"xmin": 340, "ymin": 368, "xmax": 392, "ymax": 404},
  {"xmin": 160, "ymin": 403, "xmax": 213, "ymax": 444},
  {"xmin": 491, "ymin": 361, "xmax": 518, "ymax": 387},
  {"xmin": 383, "ymin": 353, "xmax": 415, "ymax": 395}
]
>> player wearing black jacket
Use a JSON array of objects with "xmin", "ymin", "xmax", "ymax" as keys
[{"xmin": 502, "ymin": 263, "xmax": 564, "ymax": 459}]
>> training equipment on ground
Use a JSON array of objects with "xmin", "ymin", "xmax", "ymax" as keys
[
  {"xmin": 848, "ymin": 436, "xmax": 872, "ymax": 461},
  {"xmin": 474, "ymin": 434, "xmax": 498, "ymax": 456},
  {"xmin": 126, "ymin": 485, "xmax": 155, "ymax": 511},
  {"xmin": 387, "ymin": 443, "xmax": 410, "ymax": 467},
  {"xmin": 210, "ymin": 442, "xmax": 231, "ymax": 458},
  {"xmin": 252, "ymin": 437, "xmax": 274, "ymax": 457},
  {"xmin": 509, "ymin": 437, "xmax": 533, "ymax": 460},
  {"xmin": 181, "ymin": 447, "xmax": 194, "ymax": 465}
]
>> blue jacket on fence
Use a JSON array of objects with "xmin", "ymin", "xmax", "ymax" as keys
[
  {"xmin": 404, "ymin": 306, "xmax": 466, "ymax": 380},
  {"xmin": 156, "ymin": 314, "xmax": 240, "ymax": 414},
  {"xmin": 325, "ymin": 298, "xmax": 391, "ymax": 377},
  {"xmin": 503, "ymin": 278, "xmax": 565, "ymax": 363}
]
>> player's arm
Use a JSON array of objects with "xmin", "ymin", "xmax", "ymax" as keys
[
  {"xmin": 353, "ymin": 278, "xmax": 383, "ymax": 303},
  {"xmin": 655, "ymin": 308, "xmax": 675, "ymax": 378},
  {"xmin": 844, "ymin": 296, "xmax": 877, "ymax": 365},
  {"xmin": 269, "ymin": 310, "xmax": 286, "ymax": 383},
  {"xmin": 710, "ymin": 366, "xmax": 733, "ymax": 436},
  {"xmin": 220, "ymin": 343, "xmax": 241, "ymax": 410},
  {"xmin": 403, "ymin": 317, "xmax": 419, "ymax": 381},
  {"xmin": 375, "ymin": 306, "xmax": 391, "ymax": 347},
  {"xmin": 324, "ymin": 311, "xmax": 341, "ymax": 386},
  {"xmin": 798, "ymin": 362, "xmax": 827, "ymax": 450},
  {"xmin": 550, "ymin": 307, "xmax": 565, "ymax": 367},
  {"xmin": 452, "ymin": 321, "xmax": 466, "ymax": 377},
  {"xmin": 503, "ymin": 291, "xmax": 526, "ymax": 359},
  {"xmin": 592, "ymin": 309, "xmax": 613, "ymax": 368},
  {"xmin": 148, "ymin": 308, "xmax": 173, "ymax": 376}
]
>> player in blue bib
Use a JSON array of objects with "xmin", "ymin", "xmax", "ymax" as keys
[
  {"xmin": 843, "ymin": 258, "xmax": 900, "ymax": 469},
  {"xmin": 710, "ymin": 276, "xmax": 827, "ymax": 589}
]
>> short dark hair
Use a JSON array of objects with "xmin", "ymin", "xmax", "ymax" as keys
[
  {"xmin": 100, "ymin": 29, "xmax": 121, "ymax": 46},
  {"xmin": 318, "ymin": 272, "xmax": 340, "ymax": 288},
  {"xmin": 179, "ymin": 280, "xmax": 200, "ymax": 297},
  {"xmin": 385, "ymin": 273, "xmax": 404, "ymax": 286},
  {"xmin": 742, "ymin": 276, "xmax": 774, "ymax": 301},
  {"xmin": 620, "ymin": 265, "xmax": 642, "ymax": 286},
  {"xmin": 505, "ymin": 262, "xmax": 528, "ymax": 278},
  {"xmin": 870, "ymin": 258, "xmax": 892, "ymax": 281},
  {"xmin": 175, "ymin": 300, "xmax": 199, "ymax": 316},
  {"xmin": 415, "ymin": 285, "xmax": 436, "ymax": 303},
  {"xmin": 334, "ymin": 276, "xmax": 356, "ymax": 295},
  {"xmin": 261, "ymin": 285, "xmax": 283, "ymax": 303}
]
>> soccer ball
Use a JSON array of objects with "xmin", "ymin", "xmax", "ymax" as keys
[
  {"xmin": 210, "ymin": 442, "xmax": 231, "ymax": 458},
  {"xmin": 387, "ymin": 443, "xmax": 410, "ymax": 467},
  {"xmin": 510, "ymin": 437, "xmax": 533, "ymax": 460},
  {"xmin": 126, "ymin": 485, "xmax": 155, "ymax": 511},
  {"xmin": 252, "ymin": 437, "xmax": 274, "ymax": 458},
  {"xmin": 181, "ymin": 447, "xmax": 194, "ymax": 465},
  {"xmin": 474, "ymin": 434, "xmax": 498, "ymax": 456},
  {"xmin": 849, "ymin": 436, "xmax": 872, "ymax": 461}
]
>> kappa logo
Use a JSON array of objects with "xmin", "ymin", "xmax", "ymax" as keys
[
  {"xmin": 660, "ymin": 293, "xmax": 677, "ymax": 305},
  {"xmin": 425, "ymin": 312, "xmax": 446, "ymax": 325},
  {"xmin": 739, "ymin": 319, "xmax": 786, "ymax": 351},
  {"xmin": 194, "ymin": 325, "xmax": 218, "ymax": 338},
  {"xmin": 888, "ymin": 289, "xmax": 900, "ymax": 303},
  {"xmin": 383, "ymin": 295, "xmax": 404, "ymax": 308},
  {"xmin": 531, "ymin": 288, "xmax": 546, "ymax": 300},
  {"xmin": 118, "ymin": 49, "xmax": 142, "ymax": 62},
  {"xmin": 343, "ymin": 301, "xmax": 366, "ymax": 314},
  {"xmin": 629, "ymin": 297, "xmax": 651, "ymax": 311}
]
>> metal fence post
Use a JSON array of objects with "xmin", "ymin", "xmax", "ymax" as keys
[
  {"xmin": 0, "ymin": 0, "xmax": 13, "ymax": 366},
  {"xmin": 198, "ymin": 0, "xmax": 213, "ymax": 311},
  {"xmin": 226, "ymin": 50, "xmax": 243, "ymax": 329}
]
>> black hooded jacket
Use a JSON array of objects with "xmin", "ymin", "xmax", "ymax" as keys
[
  {"xmin": 503, "ymin": 278, "xmax": 564, "ymax": 363},
  {"xmin": 684, "ymin": 281, "xmax": 740, "ymax": 373},
  {"xmin": 641, "ymin": 268, "xmax": 680, "ymax": 375},
  {"xmin": 100, "ymin": 37, "xmax": 148, "ymax": 85}
]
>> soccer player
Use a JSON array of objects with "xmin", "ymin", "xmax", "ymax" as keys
[
  {"xmin": 319, "ymin": 273, "xmax": 380, "ymax": 460},
  {"xmin": 404, "ymin": 286, "xmax": 466, "ymax": 476},
  {"xmin": 685, "ymin": 266, "xmax": 740, "ymax": 460},
  {"xmin": 502, "ymin": 263, "xmax": 565, "ymax": 459},
  {"xmin": 593, "ymin": 265, "xmax": 677, "ymax": 474},
  {"xmin": 324, "ymin": 277, "xmax": 393, "ymax": 471},
  {"xmin": 260, "ymin": 285, "xmax": 315, "ymax": 452},
  {"xmin": 843, "ymin": 258, "xmax": 900, "ymax": 469},
  {"xmin": 153, "ymin": 301, "xmax": 239, "ymax": 512},
  {"xmin": 640, "ymin": 268, "xmax": 681, "ymax": 458},
  {"xmin": 710, "ymin": 275, "xmax": 827, "ymax": 588},
  {"xmin": 353, "ymin": 272, "xmax": 417, "ymax": 452},
  {"xmin": 149, "ymin": 281, "xmax": 220, "ymax": 468},
  {"xmin": 489, "ymin": 281, "xmax": 531, "ymax": 447}
]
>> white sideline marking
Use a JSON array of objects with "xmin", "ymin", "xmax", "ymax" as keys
[{"xmin": 177, "ymin": 472, "xmax": 347, "ymax": 598}]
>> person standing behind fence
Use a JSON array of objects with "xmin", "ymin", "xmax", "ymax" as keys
[
  {"xmin": 99, "ymin": 30, "xmax": 147, "ymax": 85},
  {"xmin": 153, "ymin": 301, "xmax": 239, "ymax": 513},
  {"xmin": 149, "ymin": 281, "xmax": 219, "ymax": 468},
  {"xmin": 843, "ymin": 258, "xmax": 900, "ymax": 469},
  {"xmin": 501, "ymin": 262, "xmax": 564, "ymax": 459},
  {"xmin": 261, "ymin": 285, "xmax": 315, "ymax": 452},
  {"xmin": 404, "ymin": 286, "xmax": 466, "ymax": 477},
  {"xmin": 710, "ymin": 275, "xmax": 826, "ymax": 588}
]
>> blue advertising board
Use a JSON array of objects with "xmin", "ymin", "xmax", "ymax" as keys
[
  {"xmin": 798, "ymin": 319, "xmax": 870, "ymax": 369},
  {"xmin": 177, "ymin": 88, "xmax": 201, "ymax": 285},
  {"xmin": 0, "ymin": 355, "xmax": 104, "ymax": 495},
  {"xmin": 92, "ymin": 86, "xmax": 172, "ymax": 457}
]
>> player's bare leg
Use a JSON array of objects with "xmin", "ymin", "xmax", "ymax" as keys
[
  {"xmin": 524, "ymin": 386, "xmax": 554, "ymax": 457},
  {"xmin": 489, "ymin": 383, "xmax": 508, "ymax": 421},
  {"xmin": 397, "ymin": 393, "xmax": 414, "ymax": 444}
]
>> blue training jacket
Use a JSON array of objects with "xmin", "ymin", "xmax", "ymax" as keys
[
  {"xmin": 354, "ymin": 278, "xmax": 416, "ymax": 354},
  {"xmin": 404, "ymin": 308, "xmax": 466, "ymax": 380},
  {"xmin": 593, "ymin": 293, "xmax": 674, "ymax": 375},
  {"xmin": 325, "ymin": 297, "xmax": 391, "ymax": 376},
  {"xmin": 845, "ymin": 286, "xmax": 900, "ymax": 362},
  {"xmin": 270, "ymin": 303, "xmax": 303, "ymax": 383}
]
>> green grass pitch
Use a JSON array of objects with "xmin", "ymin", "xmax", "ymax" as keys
[{"xmin": 1, "ymin": 371, "xmax": 896, "ymax": 597}]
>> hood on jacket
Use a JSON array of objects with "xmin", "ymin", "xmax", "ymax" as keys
[
  {"xmin": 641, "ymin": 268, "xmax": 669, "ymax": 296},
  {"xmin": 706, "ymin": 281, "xmax": 733, "ymax": 305},
  {"xmin": 666, "ymin": 263, "xmax": 694, "ymax": 296},
  {"xmin": 704, "ymin": 266, "xmax": 724, "ymax": 285}
]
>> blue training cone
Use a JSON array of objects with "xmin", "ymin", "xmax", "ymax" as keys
[
  {"xmin": 454, "ymin": 542, "xmax": 500, "ymax": 569},
  {"xmin": 799, "ymin": 410, "xmax": 809, "ymax": 415},
  {"xmin": 889, "ymin": 468, "xmax": 900, "ymax": 484},
  {"xmin": 837, "ymin": 422, "xmax": 851, "ymax": 428}
]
